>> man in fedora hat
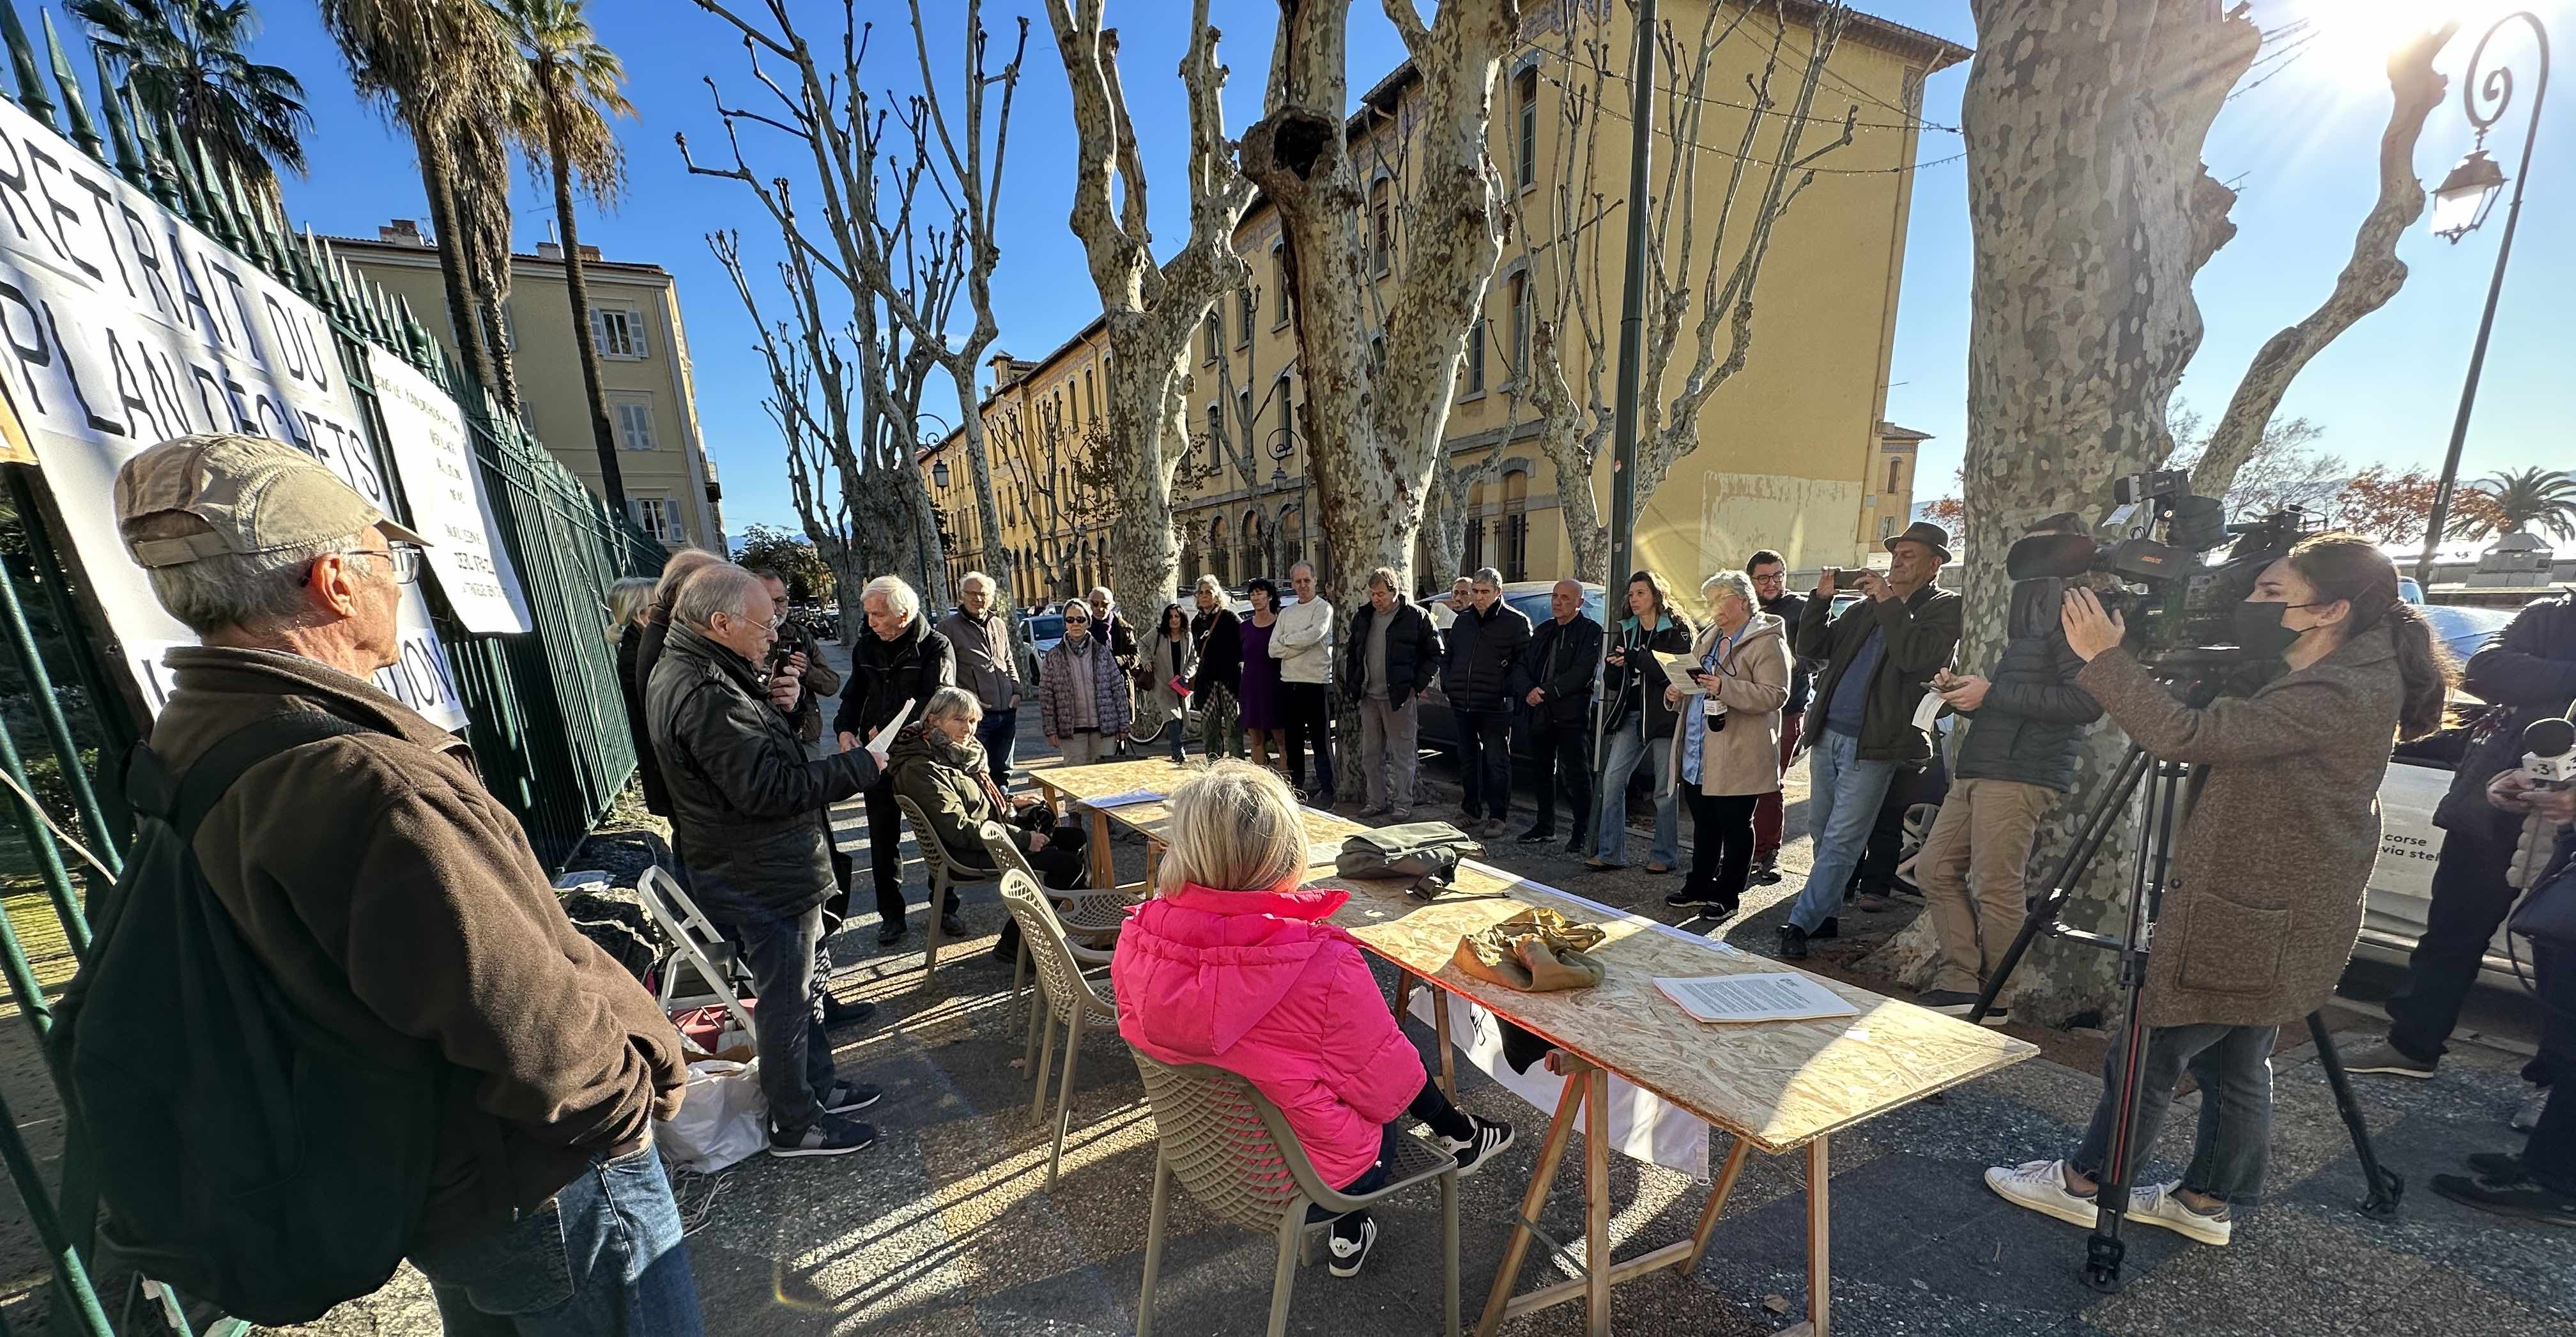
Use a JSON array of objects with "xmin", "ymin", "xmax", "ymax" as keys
[
  {"xmin": 1778, "ymin": 520, "xmax": 1963, "ymax": 961},
  {"xmin": 98, "ymin": 433, "xmax": 702, "ymax": 1331}
]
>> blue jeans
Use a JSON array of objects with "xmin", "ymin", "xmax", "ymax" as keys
[
  {"xmin": 1593, "ymin": 713, "xmax": 1678, "ymax": 867},
  {"xmin": 2071, "ymin": 1022, "xmax": 2276, "ymax": 1203},
  {"xmin": 412, "ymin": 1145, "xmax": 704, "ymax": 1336},
  {"xmin": 1787, "ymin": 727, "xmax": 1896, "ymax": 932},
  {"xmin": 977, "ymin": 707, "xmax": 1020, "ymax": 785}
]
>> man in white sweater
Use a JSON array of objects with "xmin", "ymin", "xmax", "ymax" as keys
[{"xmin": 1271, "ymin": 561, "xmax": 1338, "ymax": 806}]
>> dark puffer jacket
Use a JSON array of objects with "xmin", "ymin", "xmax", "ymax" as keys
[
  {"xmin": 1514, "ymin": 612, "xmax": 1603, "ymax": 727},
  {"xmin": 1443, "ymin": 599, "xmax": 1533, "ymax": 714},
  {"xmin": 1341, "ymin": 599, "xmax": 1442, "ymax": 709},
  {"xmin": 2436, "ymin": 590, "xmax": 2576, "ymax": 836},
  {"xmin": 650, "ymin": 625, "xmax": 882, "ymax": 922},
  {"xmin": 833, "ymin": 615, "xmax": 954, "ymax": 741},
  {"xmin": 1949, "ymin": 578, "xmax": 2103, "ymax": 793}
]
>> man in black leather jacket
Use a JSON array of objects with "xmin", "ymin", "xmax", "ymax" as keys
[
  {"xmin": 1910, "ymin": 564, "xmax": 2102, "ymax": 1016},
  {"xmin": 2350, "ymin": 587, "xmax": 2576, "ymax": 1135},
  {"xmin": 649, "ymin": 564, "xmax": 890, "ymax": 1158},
  {"xmin": 833, "ymin": 576, "xmax": 958, "ymax": 945}
]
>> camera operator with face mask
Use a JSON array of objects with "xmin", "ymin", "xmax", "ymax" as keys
[{"xmin": 1985, "ymin": 534, "xmax": 2455, "ymax": 1249}]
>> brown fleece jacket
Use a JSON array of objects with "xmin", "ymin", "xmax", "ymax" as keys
[{"xmin": 149, "ymin": 646, "xmax": 687, "ymax": 1251}]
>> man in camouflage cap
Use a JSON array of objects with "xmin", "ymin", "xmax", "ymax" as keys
[{"xmin": 111, "ymin": 434, "xmax": 705, "ymax": 1333}]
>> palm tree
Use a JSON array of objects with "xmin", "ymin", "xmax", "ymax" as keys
[
  {"xmin": 2448, "ymin": 467, "xmax": 2576, "ymax": 543},
  {"xmin": 499, "ymin": 0, "xmax": 632, "ymax": 511},
  {"xmin": 70, "ymin": 0, "xmax": 311, "ymax": 204},
  {"xmin": 317, "ymin": 0, "xmax": 521, "ymax": 408}
]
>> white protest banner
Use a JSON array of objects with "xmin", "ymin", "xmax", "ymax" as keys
[
  {"xmin": 0, "ymin": 95, "xmax": 468, "ymax": 730},
  {"xmin": 367, "ymin": 346, "xmax": 532, "ymax": 633}
]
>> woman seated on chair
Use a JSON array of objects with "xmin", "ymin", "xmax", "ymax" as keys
[
  {"xmin": 890, "ymin": 687, "xmax": 1087, "ymax": 882},
  {"xmin": 1112, "ymin": 761, "xmax": 1515, "ymax": 1278}
]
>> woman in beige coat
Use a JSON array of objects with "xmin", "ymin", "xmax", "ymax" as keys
[{"xmin": 1662, "ymin": 571, "xmax": 1790, "ymax": 922}]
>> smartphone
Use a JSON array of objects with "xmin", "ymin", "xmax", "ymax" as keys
[
  {"xmin": 1822, "ymin": 566, "xmax": 1843, "ymax": 585},
  {"xmin": 768, "ymin": 644, "xmax": 795, "ymax": 675}
]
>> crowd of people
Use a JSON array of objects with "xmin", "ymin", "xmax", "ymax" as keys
[{"xmin": 67, "ymin": 428, "xmax": 2573, "ymax": 1336}]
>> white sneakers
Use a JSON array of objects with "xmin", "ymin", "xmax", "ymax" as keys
[{"xmin": 1984, "ymin": 1157, "xmax": 2232, "ymax": 1247}]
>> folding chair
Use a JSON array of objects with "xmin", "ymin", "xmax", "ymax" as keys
[
  {"xmin": 892, "ymin": 791, "xmax": 1002, "ymax": 993},
  {"xmin": 999, "ymin": 870, "xmax": 1128, "ymax": 1189},
  {"xmin": 1128, "ymin": 1051, "xmax": 1462, "ymax": 1337},
  {"xmin": 634, "ymin": 867, "xmax": 755, "ymax": 1044}
]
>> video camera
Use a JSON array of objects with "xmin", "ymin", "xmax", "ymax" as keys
[{"xmin": 2004, "ymin": 468, "xmax": 2321, "ymax": 672}]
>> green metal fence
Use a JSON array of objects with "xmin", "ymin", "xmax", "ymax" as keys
[{"xmin": 0, "ymin": 3, "xmax": 670, "ymax": 1329}]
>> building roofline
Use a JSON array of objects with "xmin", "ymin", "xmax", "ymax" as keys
[
  {"xmin": 1878, "ymin": 422, "xmax": 1935, "ymax": 443},
  {"xmin": 321, "ymin": 232, "xmax": 675, "ymax": 279}
]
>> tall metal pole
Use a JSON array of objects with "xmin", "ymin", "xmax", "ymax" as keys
[
  {"xmin": 1595, "ymin": 0, "xmax": 1660, "ymax": 773},
  {"xmin": 2417, "ymin": 13, "xmax": 2549, "ymax": 590}
]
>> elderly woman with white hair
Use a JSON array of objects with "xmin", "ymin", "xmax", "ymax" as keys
[
  {"xmin": 889, "ymin": 686, "xmax": 1088, "ymax": 961},
  {"xmin": 1660, "ymin": 569, "xmax": 1790, "ymax": 924}
]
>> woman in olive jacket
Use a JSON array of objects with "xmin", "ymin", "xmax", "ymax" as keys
[{"xmin": 1986, "ymin": 535, "xmax": 2454, "ymax": 1249}]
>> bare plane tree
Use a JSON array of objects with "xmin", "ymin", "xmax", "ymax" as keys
[
  {"xmin": 686, "ymin": 0, "xmax": 1025, "ymax": 622},
  {"xmin": 1521, "ymin": 1, "xmax": 1856, "ymax": 581},
  {"xmin": 1241, "ymin": 0, "xmax": 1519, "ymax": 614},
  {"xmin": 1042, "ymin": 0, "xmax": 1253, "ymax": 613},
  {"xmin": 1863, "ymin": 6, "xmax": 2456, "ymax": 1018}
]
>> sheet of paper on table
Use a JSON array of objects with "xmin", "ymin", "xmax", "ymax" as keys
[
  {"xmin": 1305, "ymin": 840, "xmax": 1347, "ymax": 869},
  {"xmin": 1082, "ymin": 790, "xmax": 1167, "ymax": 809},
  {"xmin": 1656, "ymin": 972, "xmax": 1860, "ymax": 1025}
]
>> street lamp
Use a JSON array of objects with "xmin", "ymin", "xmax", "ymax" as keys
[{"xmin": 2417, "ymin": 12, "xmax": 2550, "ymax": 589}]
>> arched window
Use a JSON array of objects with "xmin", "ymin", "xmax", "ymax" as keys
[
  {"xmin": 1464, "ymin": 316, "xmax": 1487, "ymax": 394},
  {"xmin": 1508, "ymin": 271, "xmax": 1531, "ymax": 381},
  {"xmin": 1204, "ymin": 311, "xmax": 1221, "ymax": 363},
  {"xmin": 1276, "ymin": 376, "xmax": 1294, "ymax": 456},
  {"xmin": 1243, "ymin": 509, "xmax": 1267, "ymax": 582},
  {"xmin": 1462, "ymin": 482, "xmax": 1488, "ymax": 573},
  {"xmin": 1368, "ymin": 176, "xmax": 1393, "ymax": 276},
  {"xmin": 1209, "ymin": 515, "xmax": 1230, "ymax": 587},
  {"xmin": 1236, "ymin": 388, "xmax": 1253, "ymax": 458},
  {"xmin": 1206, "ymin": 403, "xmax": 1225, "ymax": 473},
  {"xmin": 1238, "ymin": 286, "xmax": 1256, "ymax": 346},
  {"xmin": 1282, "ymin": 506, "xmax": 1305, "ymax": 569},
  {"xmin": 1502, "ymin": 468, "xmax": 1531, "ymax": 583},
  {"xmin": 1083, "ymin": 367, "xmax": 1096, "ymax": 423},
  {"xmin": 1887, "ymin": 457, "xmax": 1903, "ymax": 493}
]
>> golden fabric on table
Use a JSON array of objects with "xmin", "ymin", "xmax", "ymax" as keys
[{"xmin": 1452, "ymin": 907, "xmax": 1608, "ymax": 993}]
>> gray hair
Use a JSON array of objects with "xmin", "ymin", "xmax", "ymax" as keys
[
  {"xmin": 1701, "ymin": 570, "xmax": 1757, "ymax": 610},
  {"xmin": 1470, "ymin": 567, "xmax": 1504, "ymax": 589},
  {"xmin": 960, "ymin": 570, "xmax": 995, "ymax": 595},
  {"xmin": 1290, "ymin": 561, "xmax": 1316, "ymax": 580},
  {"xmin": 1155, "ymin": 761, "xmax": 1307, "ymax": 897},
  {"xmin": 862, "ymin": 574, "xmax": 920, "ymax": 622},
  {"xmin": 134, "ymin": 513, "xmax": 365, "ymax": 635},
  {"xmin": 653, "ymin": 547, "xmax": 723, "ymax": 612},
  {"xmin": 675, "ymin": 564, "xmax": 767, "ymax": 631},
  {"xmin": 1087, "ymin": 586, "xmax": 1114, "ymax": 607},
  {"xmin": 1193, "ymin": 573, "xmax": 1225, "ymax": 597},
  {"xmin": 923, "ymin": 685, "xmax": 983, "ymax": 726},
  {"xmin": 1367, "ymin": 566, "xmax": 1400, "ymax": 592}
]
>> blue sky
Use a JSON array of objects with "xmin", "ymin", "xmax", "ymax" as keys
[{"xmin": 230, "ymin": 0, "xmax": 2570, "ymax": 549}]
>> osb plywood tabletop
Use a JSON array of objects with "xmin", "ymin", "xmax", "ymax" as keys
[{"xmin": 1019, "ymin": 757, "xmax": 2037, "ymax": 1154}]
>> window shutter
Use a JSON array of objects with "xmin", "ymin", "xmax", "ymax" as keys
[{"xmin": 626, "ymin": 307, "xmax": 650, "ymax": 358}]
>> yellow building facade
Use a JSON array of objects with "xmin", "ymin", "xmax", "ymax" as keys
[
  {"xmin": 927, "ymin": 1, "xmax": 1964, "ymax": 603},
  {"xmin": 334, "ymin": 222, "xmax": 728, "ymax": 552},
  {"xmin": 1864, "ymin": 421, "xmax": 1931, "ymax": 546}
]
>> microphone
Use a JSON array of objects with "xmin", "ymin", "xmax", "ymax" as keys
[{"xmin": 2508, "ymin": 715, "xmax": 2576, "ymax": 892}]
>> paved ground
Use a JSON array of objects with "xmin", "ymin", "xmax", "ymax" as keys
[{"xmin": 20, "ymin": 647, "xmax": 2550, "ymax": 1336}]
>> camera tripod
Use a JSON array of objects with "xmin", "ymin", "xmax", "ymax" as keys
[{"xmin": 1968, "ymin": 732, "xmax": 2405, "ymax": 1293}]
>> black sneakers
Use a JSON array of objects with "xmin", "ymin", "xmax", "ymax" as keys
[
  {"xmin": 1326, "ymin": 1214, "xmax": 1379, "ymax": 1278},
  {"xmin": 822, "ymin": 1080, "xmax": 882, "ymax": 1114},
  {"xmin": 821, "ymin": 994, "xmax": 876, "ymax": 1030},
  {"xmin": 877, "ymin": 919, "xmax": 906, "ymax": 947},
  {"xmin": 769, "ymin": 1113, "xmax": 877, "ymax": 1158},
  {"xmin": 1777, "ymin": 924, "xmax": 1810, "ymax": 961},
  {"xmin": 1434, "ymin": 1115, "xmax": 1517, "ymax": 1175}
]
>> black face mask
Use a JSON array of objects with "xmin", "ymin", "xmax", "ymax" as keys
[{"xmin": 2232, "ymin": 598, "xmax": 2324, "ymax": 660}]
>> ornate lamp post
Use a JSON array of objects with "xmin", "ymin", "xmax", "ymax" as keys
[
  {"xmin": 1267, "ymin": 422, "xmax": 1307, "ymax": 577},
  {"xmin": 2417, "ymin": 12, "xmax": 2549, "ymax": 589}
]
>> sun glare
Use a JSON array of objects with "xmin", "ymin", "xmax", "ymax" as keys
[{"xmin": 2288, "ymin": 0, "xmax": 2552, "ymax": 82}]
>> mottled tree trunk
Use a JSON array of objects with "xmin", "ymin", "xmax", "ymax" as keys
[
  {"xmin": 1243, "ymin": 0, "xmax": 1515, "ymax": 617},
  {"xmin": 1959, "ymin": 0, "xmax": 2259, "ymax": 1020},
  {"xmin": 548, "ymin": 91, "xmax": 627, "ymax": 514}
]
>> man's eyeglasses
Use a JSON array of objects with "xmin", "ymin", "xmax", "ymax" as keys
[{"xmin": 348, "ymin": 543, "xmax": 424, "ymax": 585}]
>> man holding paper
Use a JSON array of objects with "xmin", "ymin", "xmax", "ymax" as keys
[
  {"xmin": 650, "ymin": 564, "xmax": 893, "ymax": 1159},
  {"xmin": 836, "ymin": 576, "xmax": 958, "ymax": 946}
]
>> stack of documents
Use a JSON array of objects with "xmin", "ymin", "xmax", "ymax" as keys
[{"xmin": 1655, "ymin": 972, "xmax": 1859, "ymax": 1024}]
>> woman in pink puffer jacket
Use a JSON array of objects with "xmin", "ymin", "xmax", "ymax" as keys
[{"xmin": 1114, "ymin": 761, "xmax": 1514, "ymax": 1278}]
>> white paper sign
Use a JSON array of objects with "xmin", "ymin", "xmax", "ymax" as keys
[
  {"xmin": 0, "ymin": 97, "xmax": 466, "ymax": 730},
  {"xmin": 366, "ymin": 347, "xmax": 530, "ymax": 633},
  {"xmin": 1407, "ymin": 990, "xmax": 1710, "ymax": 1181}
]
